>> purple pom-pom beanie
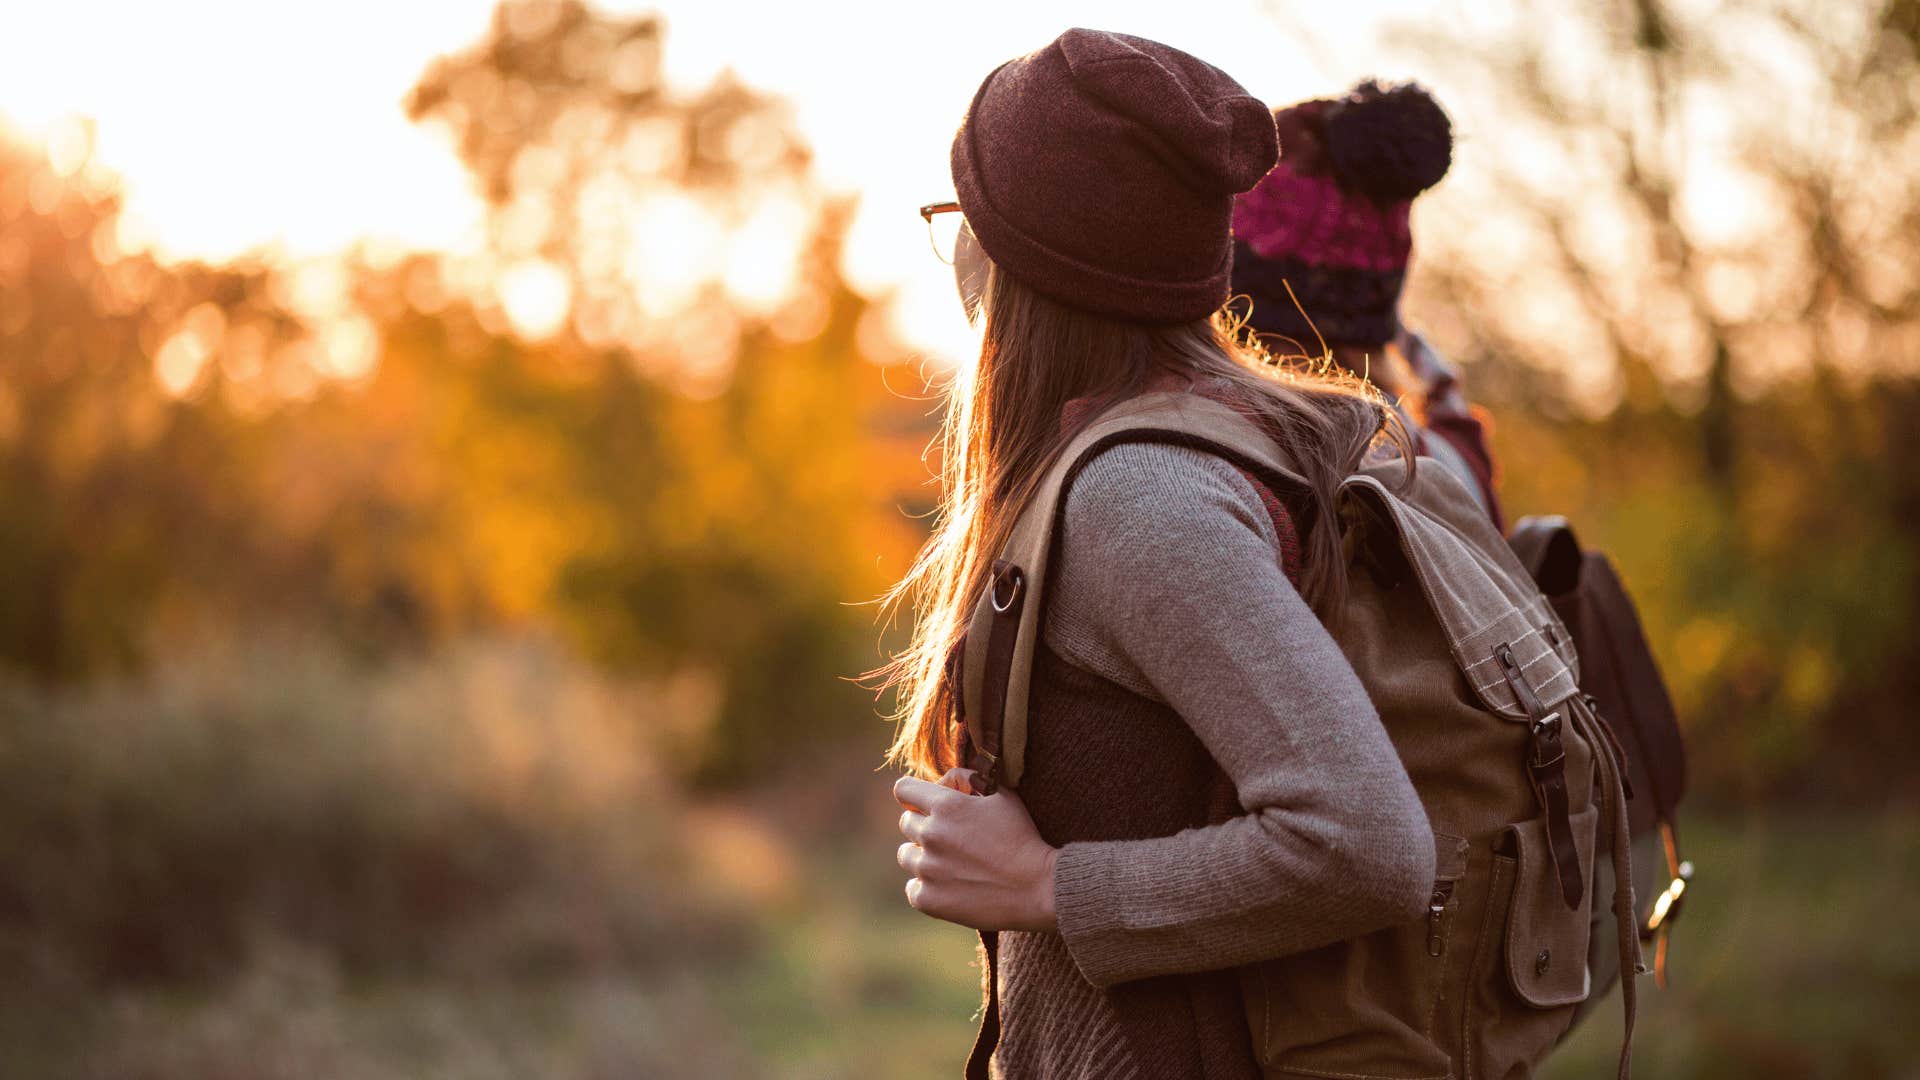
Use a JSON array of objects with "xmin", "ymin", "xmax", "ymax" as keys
[{"xmin": 1230, "ymin": 81, "xmax": 1453, "ymax": 349}]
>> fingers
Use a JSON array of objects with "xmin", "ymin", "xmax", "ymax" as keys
[
  {"xmin": 903, "ymin": 870, "xmax": 946, "ymax": 921},
  {"xmin": 893, "ymin": 774, "xmax": 960, "ymax": 813},
  {"xmin": 893, "ymin": 772, "xmax": 972, "ymax": 925},
  {"xmin": 896, "ymin": 841, "xmax": 923, "ymax": 876},
  {"xmin": 898, "ymin": 808, "xmax": 930, "ymax": 846}
]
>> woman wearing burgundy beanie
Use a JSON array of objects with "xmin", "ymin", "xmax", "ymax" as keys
[
  {"xmin": 1232, "ymin": 80, "xmax": 1505, "ymax": 528},
  {"xmin": 882, "ymin": 30, "xmax": 1434, "ymax": 1078}
]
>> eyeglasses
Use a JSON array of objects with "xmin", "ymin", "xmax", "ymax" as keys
[
  {"xmin": 919, "ymin": 201, "xmax": 964, "ymax": 265},
  {"xmin": 921, "ymin": 199, "xmax": 986, "ymax": 324}
]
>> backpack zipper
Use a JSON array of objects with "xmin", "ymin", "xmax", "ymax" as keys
[{"xmin": 1427, "ymin": 880, "xmax": 1455, "ymax": 956}]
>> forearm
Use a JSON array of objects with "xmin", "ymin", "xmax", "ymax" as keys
[{"xmin": 1054, "ymin": 801, "xmax": 1429, "ymax": 987}]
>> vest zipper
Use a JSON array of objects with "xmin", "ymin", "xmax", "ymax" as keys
[{"xmin": 1427, "ymin": 880, "xmax": 1455, "ymax": 956}]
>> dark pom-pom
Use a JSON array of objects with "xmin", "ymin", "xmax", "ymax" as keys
[{"xmin": 1320, "ymin": 80, "xmax": 1452, "ymax": 202}]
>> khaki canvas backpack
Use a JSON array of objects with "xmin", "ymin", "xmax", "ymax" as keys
[{"xmin": 956, "ymin": 391, "xmax": 1643, "ymax": 1080}]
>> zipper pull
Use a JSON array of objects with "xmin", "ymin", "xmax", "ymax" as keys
[{"xmin": 1427, "ymin": 881, "xmax": 1455, "ymax": 957}]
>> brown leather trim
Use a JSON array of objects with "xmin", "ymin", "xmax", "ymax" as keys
[
  {"xmin": 945, "ymin": 634, "xmax": 971, "ymax": 769},
  {"xmin": 970, "ymin": 560, "xmax": 1026, "ymax": 794},
  {"xmin": 1568, "ymin": 701, "xmax": 1640, "ymax": 1080},
  {"xmin": 965, "ymin": 930, "xmax": 1001, "ymax": 1080},
  {"xmin": 1499, "ymin": 644, "xmax": 1585, "ymax": 910}
]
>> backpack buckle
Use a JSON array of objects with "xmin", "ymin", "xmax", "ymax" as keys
[
  {"xmin": 1641, "ymin": 859, "xmax": 1692, "ymax": 938},
  {"xmin": 1528, "ymin": 712, "xmax": 1565, "ymax": 770}
]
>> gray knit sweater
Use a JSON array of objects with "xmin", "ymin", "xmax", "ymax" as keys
[{"xmin": 1041, "ymin": 443, "xmax": 1435, "ymax": 988}]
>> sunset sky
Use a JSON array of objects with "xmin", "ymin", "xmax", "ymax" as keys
[{"xmin": 0, "ymin": 0, "xmax": 1460, "ymax": 367}]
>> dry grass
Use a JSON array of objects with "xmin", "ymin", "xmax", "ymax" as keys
[
  {"xmin": 2, "ymin": 635, "xmax": 1913, "ymax": 1078},
  {"xmin": 0, "ymin": 632, "xmax": 743, "ymax": 989}
]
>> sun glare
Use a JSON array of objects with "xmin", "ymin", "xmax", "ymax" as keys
[
  {"xmin": 154, "ymin": 330, "xmax": 210, "ymax": 398},
  {"xmin": 498, "ymin": 259, "xmax": 574, "ymax": 341},
  {"xmin": 628, "ymin": 191, "xmax": 722, "ymax": 316},
  {"xmin": 0, "ymin": 0, "xmax": 1421, "ymax": 370},
  {"xmin": 723, "ymin": 191, "xmax": 807, "ymax": 315}
]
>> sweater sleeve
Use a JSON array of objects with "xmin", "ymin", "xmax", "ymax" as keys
[{"xmin": 1042, "ymin": 443, "xmax": 1435, "ymax": 989}]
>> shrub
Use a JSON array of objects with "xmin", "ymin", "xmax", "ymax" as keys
[{"xmin": 0, "ymin": 632, "xmax": 747, "ymax": 987}]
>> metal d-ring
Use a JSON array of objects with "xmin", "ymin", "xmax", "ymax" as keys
[{"xmin": 990, "ymin": 563, "xmax": 1026, "ymax": 614}]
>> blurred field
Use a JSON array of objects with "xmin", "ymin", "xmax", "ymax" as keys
[
  {"xmin": 0, "ymin": 635, "xmax": 976, "ymax": 1079},
  {"xmin": 0, "ymin": 638, "xmax": 1913, "ymax": 1078},
  {"xmin": 1544, "ymin": 811, "xmax": 1920, "ymax": 1080}
]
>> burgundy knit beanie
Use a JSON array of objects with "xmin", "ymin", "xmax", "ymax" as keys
[
  {"xmin": 951, "ymin": 29, "xmax": 1278, "ymax": 324},
  {"xmin": 1230, "ymin": 80, "xmax": 1452, "ymax": 349}
]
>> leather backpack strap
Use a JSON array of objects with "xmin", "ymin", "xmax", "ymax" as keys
[
  {"xmin": 1580, "ymin": 551, "xmax": 1695, "ymax": 987},
  {"xmin": 1497, "ymin": 644, "xmax": 1586, "ymax": 910},
  {"xmin": 964, "ymin": 930, "xmax": 1001, "ymax": 1080},
  {"xmin": 1570, "ymin": 699, "xmax": 1644, "ymax": 1080},
  {"xmin": 1508, "ymin": 515, "xmax": 1584, "ymax": 595}
]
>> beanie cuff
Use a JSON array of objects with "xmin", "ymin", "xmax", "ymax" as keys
[
  {"xmin": 1234, "ymin": 242, "xmax": 1403, "ymax": 348},
  {"xmin": 952, "ymin": 107, "xmax": 1232, "ymax": 324}
]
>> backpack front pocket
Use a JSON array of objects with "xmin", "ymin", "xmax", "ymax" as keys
[
  {"xmin": 1503, "ymin": 807, "xmax": 1599, "ymax": 1008},
  {"xmin": 1461, "ymin": 805, "xmax": 1600, "ymax": 1078}
]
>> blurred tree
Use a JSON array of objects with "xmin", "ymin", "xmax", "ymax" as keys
[
  {"xmin": 0, "ymin": 1, "xmax": 932, "ymax": 784},
  {"xmin": 1388, "ymin": 0, "xmax": 1920, "ymax": 795},
  {"xmin": 404, "ymin": 0, "xmax": 817, "ymax": 378},
  {"xmin": 403, "ymin": 0, "xmax": 928, "ymax": 780},
  {"xmin": 0, "ymin": 135, "xmax": 319, "ymax": 678}
]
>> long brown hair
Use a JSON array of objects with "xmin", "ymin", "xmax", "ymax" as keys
[{"xmin": 875, "ymin": 257, "xmax": 1412, "ymax": 779}]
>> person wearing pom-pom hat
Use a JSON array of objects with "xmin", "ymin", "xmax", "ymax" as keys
[{"xmin": 1232, "ymin": 80, "xmax": 1505, "ymax": 529}]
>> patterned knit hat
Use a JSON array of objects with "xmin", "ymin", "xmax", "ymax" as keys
[{"xmin": 1230, "ymin": 81, "xmax": 1452, "ymax": 349}]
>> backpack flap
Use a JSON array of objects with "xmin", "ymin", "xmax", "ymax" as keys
[
  {"xmin": 1504, "ymin": 804, "xmax": 1601, "ymax": 1007},
  {"xmin": 1339, "ymin": 471, "xmax": 1582, "ymax": 721}
]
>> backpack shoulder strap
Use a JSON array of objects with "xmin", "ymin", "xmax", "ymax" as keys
[
  {"xmin": 1508, "ymin": 514, "xmax": 1583, "ymax": 595},
  {"xmin": 956, "ymin": 390, "xmax": 1307, "ymax": 792}
]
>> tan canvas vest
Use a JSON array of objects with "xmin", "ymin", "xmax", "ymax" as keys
[{"xmin": 957, "ymin": 391, "xmax": 1643, "ymax": 1080}]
